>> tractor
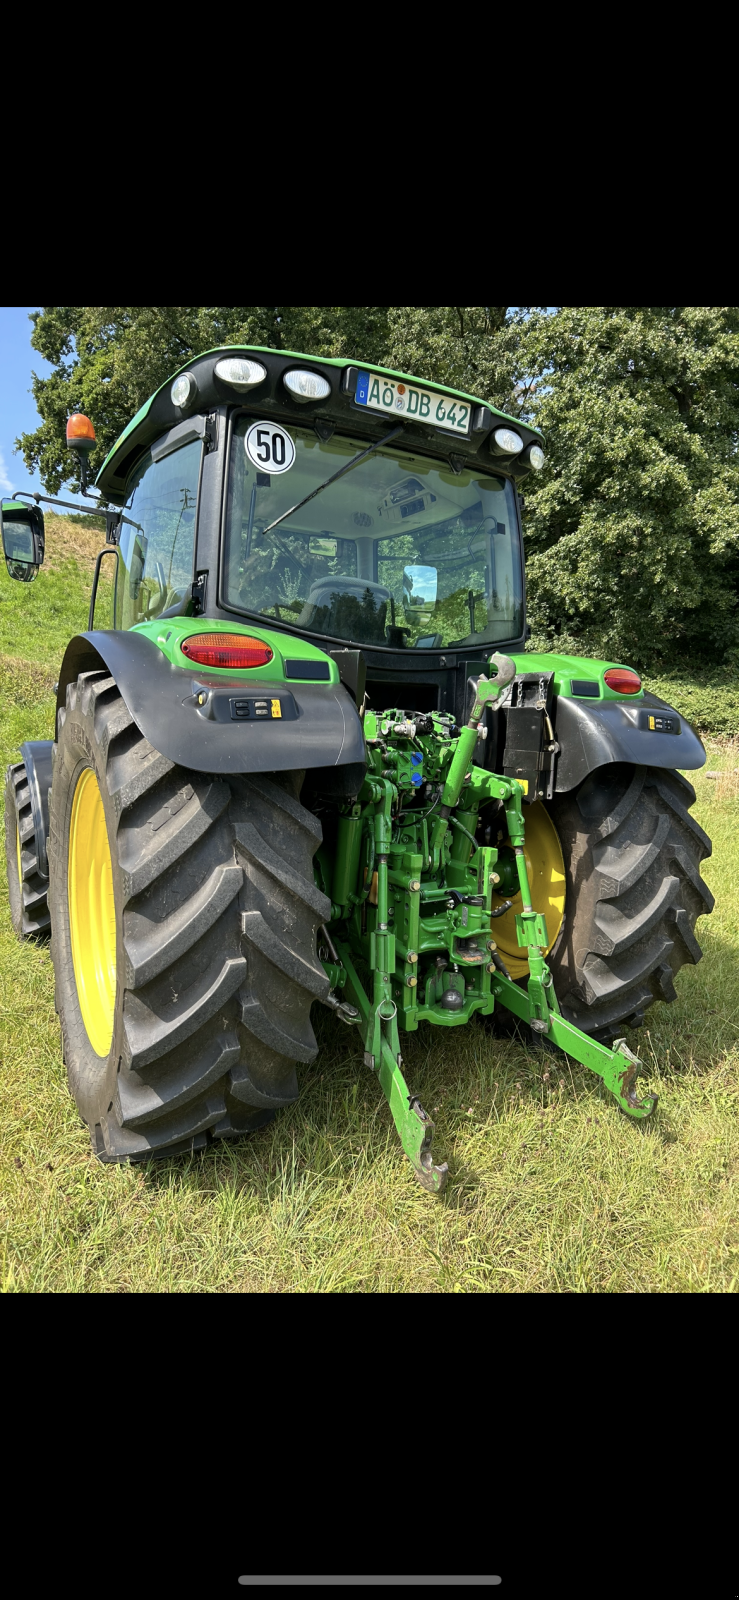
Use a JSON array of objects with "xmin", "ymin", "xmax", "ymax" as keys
[{"xmin": 2, "ymin": 348, "xmax": 714, "ymax": 1191}]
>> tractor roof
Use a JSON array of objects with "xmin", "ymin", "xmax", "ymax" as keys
[{"xmin": 96, "ymin": 345, "xmax": 543, "ymax": 505}]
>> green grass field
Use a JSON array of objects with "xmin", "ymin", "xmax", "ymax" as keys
[{"xmin": 1, "ymin": 526, "xmax": 737, "ymax": 1293}]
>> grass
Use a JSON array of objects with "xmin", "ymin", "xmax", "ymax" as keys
[
  {"xmin": 1, "ymin": 523, "xmax": 738, "ymax": 1292},
  {"xmin": 645, "ymin": 667, "xmax": 739, "ymax": 739}
]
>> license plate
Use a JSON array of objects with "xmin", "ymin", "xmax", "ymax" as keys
[{"xmin": 355, "ymin": 371, "xmax": 471, "ymax": 435}]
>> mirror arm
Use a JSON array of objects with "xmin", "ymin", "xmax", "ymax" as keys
[{"xmin": 12, "ymin": 491, "xmax": 121, "ymax": 544}]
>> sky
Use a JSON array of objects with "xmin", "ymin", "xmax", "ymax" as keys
[{"xmin": 0, "ymin": 306, "xmax": 61, "ymax": 500}]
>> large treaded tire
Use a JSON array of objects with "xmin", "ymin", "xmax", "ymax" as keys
[
  {"xmin": 4, "ymin": 761, "xmax": 51, "ymax": 941},
  {"xmin": 546, "ymin": 763, "xmax": 714, "ymax": 1042},
  {"xmin": 48, "ymin": 670, "xmax": 331, "ymax": 1163}
]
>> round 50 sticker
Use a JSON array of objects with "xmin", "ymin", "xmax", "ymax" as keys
[{"xmin": 244, "ymin": 421, "xmax": 295, "ymax": 474}]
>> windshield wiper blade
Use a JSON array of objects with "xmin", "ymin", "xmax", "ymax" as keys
[{"xmin": 257, "ymin": 423, "xmax": 404, "ymax": 539}]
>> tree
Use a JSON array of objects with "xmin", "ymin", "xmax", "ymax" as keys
[
  {"xmin": 17, "ymin": 306, "xmax": 393, "ymax": 493},
  {"xmin": 17, "ymin": 306, "xmax": 531, "ymax": 494},
  {"xmin": 17, "ymin": 305, "xmax": 739, "ymax": 670},
  {"xmin": 520, "ymin": 306, "xmax": 739, "ymax": 669}
]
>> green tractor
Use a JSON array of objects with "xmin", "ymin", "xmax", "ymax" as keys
[{"xmin": 2, "ymin": 349, "xmax": 714, "ymax": 1191}]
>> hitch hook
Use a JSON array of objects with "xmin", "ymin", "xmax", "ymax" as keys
[
  {"xmin": 612, "ymin": 1038, "xmax": 659, "ymax": 1116},
  {"xmin": 408, "ymin": 1096, "xmax": 449, "ymax": 1194}
]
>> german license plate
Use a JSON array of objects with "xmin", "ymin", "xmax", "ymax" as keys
[{"xmin": 355, "ymin": 371, "xmax": 471, "ymax": 435}]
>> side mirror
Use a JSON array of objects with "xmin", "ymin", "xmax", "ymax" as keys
[{"xmin": 0, "ymin": 501, "xmax": 45, "ymax": 582}]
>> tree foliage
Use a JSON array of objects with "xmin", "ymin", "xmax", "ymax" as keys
[
  {"xmin": 17, "ymin": 305, "xmax": 739, "ymax": 669},
  {"xmin": 520, "ymin": 306, "xmax": 739, "ymax": 669}
]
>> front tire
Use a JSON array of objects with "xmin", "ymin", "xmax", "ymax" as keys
[{"xmin": 48, "ymin": 670, "xmax": 331, "ymax": 1162}]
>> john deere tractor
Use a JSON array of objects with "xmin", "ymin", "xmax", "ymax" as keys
[{"xmin": 2, "ymin": 348, "xmax": 714, "ymax": 1190}]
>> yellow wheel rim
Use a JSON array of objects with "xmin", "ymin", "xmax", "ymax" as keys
[
  {"xmin": 68, "ymin": 767, "xmax": 116, "ymax": 1057},
  {"xmin": 492, "ymin": 801, "xmax": 566, "ymax": 980}
]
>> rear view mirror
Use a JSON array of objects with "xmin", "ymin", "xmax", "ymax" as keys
[
  {"xmin": 403, "ymin": 564, "xmax": 437, "ymax": 607},
  {"xmin": 0, "ymin": 501, "xmax": 45, "ymax": 583},
  {"xmin": 309, "ymin": 535, "xmax": 338, "ymax": 558}
]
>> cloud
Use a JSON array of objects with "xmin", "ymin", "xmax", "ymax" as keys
[{"xmin": 0, "ymin": 450, "xmax": 14, "ymax": 495}]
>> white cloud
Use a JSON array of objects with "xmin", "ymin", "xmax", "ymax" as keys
[{"xmin": 0, "ymin": 449, "xmax": 14, "ymax": 495}]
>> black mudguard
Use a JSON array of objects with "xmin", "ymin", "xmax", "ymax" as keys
[
  {"xmin": 553, "ymin": 692, "xmax": 706, "ymax": 791},
  {"xmin": 56, "ymin": 632, "xmax": 367, "ymax": 781}
]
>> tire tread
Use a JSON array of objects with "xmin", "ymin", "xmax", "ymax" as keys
[
  {"xmin": 48, "ymin": 675, "xmax": 328, "ymax": 1162},
  {"xmin": 549, "ymin": 761, "xmax": 713, "ymax": 1041}
]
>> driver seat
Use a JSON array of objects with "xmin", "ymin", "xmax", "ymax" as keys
[{"xmin": 296, "ymin": 576, "xmax": 391, "ymax": 634}]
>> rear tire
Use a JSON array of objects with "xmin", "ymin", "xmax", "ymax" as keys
[
  {"xmin": 4, "ymin": 761, "xmax": 50, "ymax": 941},
  {"xmin": 546, "ymin": 763, "xmax": 714, "ymax": 1042},
  {"xmin": 48, "ymin": 670, "xmax": 331, "ymax": 1162}
]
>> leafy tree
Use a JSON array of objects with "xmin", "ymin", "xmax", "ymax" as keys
[
  {"xmin": 16, "ymin": 305, "xmax": 739, "ymax": 670},
  {"xmin": 520, "ymin": 306, "xmax": 739, "ymax": 669},
  {"xmin": 382, "ymin": 305, "xmax": 532, "ymax": 415},
  {"xmin": 17, "ymin": 306, "xmax": 394, "ymax": 493},
  {"xmin": 17, "ymin": 306, "xmax": 531, "ymax": 494}
]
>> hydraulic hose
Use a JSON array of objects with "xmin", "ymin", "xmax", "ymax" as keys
[
  {"xmin": 448, "ymin": 815, "xmax": 479, "ymax": 852},
  {"xmin": 349, "ymin": 828, "xmax": 376, "ymax": 907}
]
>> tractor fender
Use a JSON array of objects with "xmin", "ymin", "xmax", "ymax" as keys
[
  {"xmin": 553, "ymin": 692, "xmax": 706, "ymax": 792},
  {"xmin": 55, "ymin": 632, "xmax": 367, "ymax": 781}
]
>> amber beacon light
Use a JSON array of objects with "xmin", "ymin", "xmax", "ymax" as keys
[
  {"xmin": 66, "ymin": 413, "xmax": 97, "ymax": 492},
  {"xmin": 66, "ymin": 413, "xmax": 96, "ymax": 450}
]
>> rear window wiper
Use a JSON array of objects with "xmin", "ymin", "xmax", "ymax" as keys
[{"xmin": 257, "ymin": 423, "xmax": 404, "ymax": 540}]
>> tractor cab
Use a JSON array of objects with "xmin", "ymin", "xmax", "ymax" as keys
[{"xmin": 92, "ymin": 346, "xmax": 545, "ymax": 729}]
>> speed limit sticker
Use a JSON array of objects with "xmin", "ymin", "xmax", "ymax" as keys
[{"xmin": 244, "ymin": 421, "xmax": 295, "ymax": 475}]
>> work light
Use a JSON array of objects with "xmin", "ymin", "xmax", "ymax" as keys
[
  {"xmin": 492, "ymin": 427, "xmax": 523, "ymax": 455},
  {"xmin": 215, "ymin": 357, "xmax": 267, "ymax": 391},
  {"xmin": 529, "ymin": 445, "xmax": 545, "ymax": 471},
  {"xmin": 171, "ymin": 373, "xmax": 197, "ymax": 408},
  {"xmin": 283, "ymin": 369, "xmax": 331, "ymax": 402}
]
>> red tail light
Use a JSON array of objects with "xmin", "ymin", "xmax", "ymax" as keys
[
  {"xmin": 181, "ymin": 634, "xmax": 274, "ymax": 669},
  {"xmin": 604, "ymin": 668, "xmax": 642, "ymax": 694}
]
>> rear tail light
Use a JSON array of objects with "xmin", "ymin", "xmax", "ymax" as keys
[
  {"xmin": 604, "ymin": 668, "xmax": 642, "ymax": 694},
  {"xmin": 181, "ymin": 634, "xmax": 274, "ymax": 669}
]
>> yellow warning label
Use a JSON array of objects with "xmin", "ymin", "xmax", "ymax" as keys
[
  {"xmin": 271, "ymin": 699, "xmax": 282, "ymax": 719},
  {"xmin": 649, "ymin": 715, "xmax": 655, "ymax": 729}
]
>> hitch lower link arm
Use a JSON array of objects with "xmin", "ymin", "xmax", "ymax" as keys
[
  {"xmin": 337, "ymin": 775, "xmax": 449, "ymax": 1193},
  {"xmin": 496, "ymin": 783, "xmax": 658, "ymax": 1120}
]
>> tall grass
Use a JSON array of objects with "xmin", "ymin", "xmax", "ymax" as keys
[{"xmin": 0, "ymin": 524, "xmax": 736, "ymax": 1292}]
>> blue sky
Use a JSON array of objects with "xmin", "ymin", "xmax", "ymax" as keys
[{"xmin": 0, "ymin": 306, "xmax": 58, "ymax": 499}]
